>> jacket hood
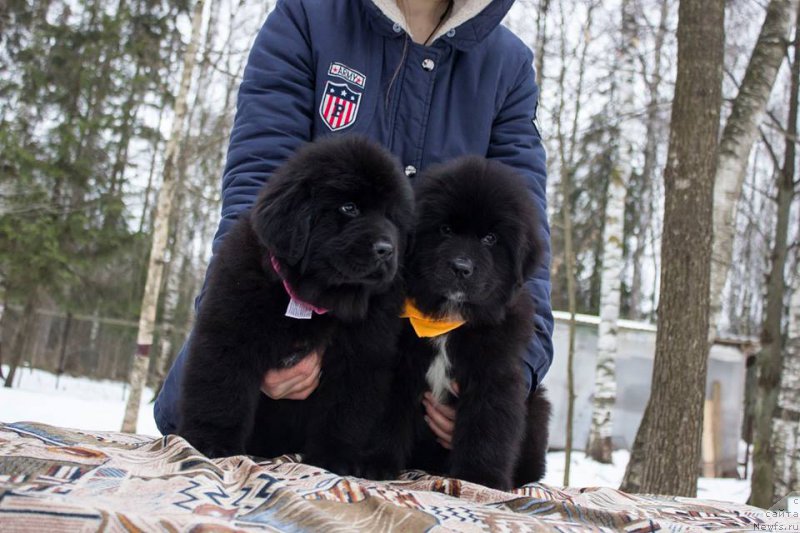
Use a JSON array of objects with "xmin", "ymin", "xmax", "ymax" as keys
[{"xmin": 364, "ymin": 0, "xmax": 516, "ymax": 50}]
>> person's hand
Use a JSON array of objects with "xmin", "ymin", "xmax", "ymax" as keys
[
  {"xmin": 261, "ymin": 350, "xmax": 322, "ymax": 400},
  {"xmin": 422, "ymin": 382, "xmax": 459, "ymax": 449}
]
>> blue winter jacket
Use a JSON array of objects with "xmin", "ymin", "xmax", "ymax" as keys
[{"xmin": 154, "ymin": 0, "xmax": 553, "ymax": 435}]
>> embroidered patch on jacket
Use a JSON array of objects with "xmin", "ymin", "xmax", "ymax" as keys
[
  {"xmin": 328, "ymin": 62, "xmax": 366, "ymax": 88},
  {"xmin": 320, "ymin": 81, "xmax": 361, "ymax": 131}
]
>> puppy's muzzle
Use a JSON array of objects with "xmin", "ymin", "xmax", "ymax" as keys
[
  {"xmin": 373, "ymin": 239, "xmax": 395, "ymax": 262},
  {"xmin": 449, "ymin": 256, "xmax": 474, "ymax": 279}
]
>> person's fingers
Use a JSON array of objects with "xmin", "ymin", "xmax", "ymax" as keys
[
  {"xmin": 423, "ymin": 398, "xmax": 456, "ymax": 432},
  {"xmin": 298, "ymin": 350, "xmax": 322, "ymax": 382},
  {"xmin": 425, "ymin": 413, "xmax": 453, "ymax": 446},
  {"xmin": 261, "ymin": 351, "xmax": 322, "ymax": 400},
  {"xmin": 437, "ymin": 438, "xmax": 453, "ymax": 450},
  {"xmin": 451, "ymin": 381, "xmax": 460, "ymax": 397},
  {"xmin": 261, "ymin": 351, "xmax": 322, "ymax": 399},
  {"xmin": 283, "ymin": 370, "xmax": 322, "ymax": 400},
  {"xmin": 284, "ymin": 363, "xmax": 322, "ymax": 399},
  {"xmin": 423, "ymin": 392, "xmax": 457, "ymax": 421},
  {"xmin": 423, "ymin": 398, "xmax": 456, "ymax": 444},
  {"xmin": 261, "ymin": 371, "xmax": 306, "ymax": 399},
  {"xmin": 263, "ymin": 363, "xmax": 307, "ymax": 390},
  {"xmin": 303, "ymin": 349, "xmax": 322, "ymax": 371},
  {"xmin": 436, "ymin": 401, "xmax": 457, "ymax": 422},
  {"xmin": 265, "ymin": 350, "xmax": 320, "ymax": 386}
]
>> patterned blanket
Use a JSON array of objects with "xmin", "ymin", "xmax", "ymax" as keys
[{"xmin": 0, "ymin": 422, "xmax": 777, "ymax": 532}]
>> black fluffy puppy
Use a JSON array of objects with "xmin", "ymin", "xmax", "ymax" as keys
[
  {"xmin": 380, "ymin": 156, "xmax": 551, "ymax": 490},
  {"xmin": 178, "ymin": 136, "xmax": 414, "ymax": 477}
]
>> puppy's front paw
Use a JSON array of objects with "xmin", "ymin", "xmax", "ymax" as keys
[
  {"xmin": 199, "ymin": 444, "xmax": 244, "ymax": 459},
  {"xmin": 304, "ymin": 452, "xmax": 367, "ymax": 478},
  {"xmin": 360, "ymin": 455, "xmax": 403, "ymax": 481},
  {"xmin": 179, "ymin": 431, "xmax": 244, "ymax": 459},
  {"xmin": 451, "ymin": 466, "xmax": 513, "ymax": 491}
]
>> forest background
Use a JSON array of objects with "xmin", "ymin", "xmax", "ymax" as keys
[{"xmin": 1, "ymin": 0, "xmax": 798, "ymax": 506}]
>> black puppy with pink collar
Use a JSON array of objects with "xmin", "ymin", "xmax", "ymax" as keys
[{"xmin": 177, "ymin": 136, "xmax": 413, "ymax": 478}]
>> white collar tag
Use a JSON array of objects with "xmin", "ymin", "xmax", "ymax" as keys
[{"xmin": 285, "ymin": 298, "xmax": 314, "ymax": 319}]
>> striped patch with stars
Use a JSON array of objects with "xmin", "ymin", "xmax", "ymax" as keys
[{"xmin": 319, "ymin": 81, "xmax": 361, "ymax": 131}]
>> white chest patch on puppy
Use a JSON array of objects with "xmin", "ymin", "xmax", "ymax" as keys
[{"xmin": 426, "ymin": 335, "xmax": 454, "ymax": 404}]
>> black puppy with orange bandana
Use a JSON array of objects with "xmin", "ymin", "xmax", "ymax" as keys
[{"xmin": 375, "ymin": 156, "xmax": 551, "ymax": 491}]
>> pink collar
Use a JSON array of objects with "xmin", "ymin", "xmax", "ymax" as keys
[{"xmin": 270, "ymin": 255, "xmax": 329, "ymax": 318}]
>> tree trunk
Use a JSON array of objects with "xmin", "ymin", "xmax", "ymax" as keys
[
  {"xmin": 89, "ymin": 309, "xmax": 100, "ymax": 379},
  {"xmin": 772, "ymin": 288, "xmax": 800, "ymax": 500},
  {"xmin": 562, "ymin": 181, "xmax": 578, "ymax": 486},
  {"xmin": 554, "ymin": 0, "xmax": 595, "ymax": 484},
  {"xmin": 751, "ymin": 6, "xmax": 800, "ymax": 508},
  {"xmin": 152, "ymin": 192, "xmax": 188, "ymax": 394},
  {"xmin": 708, "ymin": 0, "xmax": 799, "ymax": 341},
  {"xmin": 586, "ymin": 0, "xmax": 636, "ymax": 463},
  {"xmin": 138, "ymin": 21, "xmax": 181, "ymax": 236},
  {"xmin": 620, "ymin": 0, "xmax": 724, "ymax": 497},
  {"xmin": 121, "ymin": 0, "xmax": 207, "ymax": 433},
  {"xmin": 4, "ymin": 293, "xmax": 39, "ymax": 388},
  {"xmin": 0, "ymin": 282, "xmax": 5, "ymax": 380},
  {"xmin": 629, "ymin": 0, "xmax": 669, "ymax": 321},
  {"xmin": 55, "ymin": 312, "xmax": 73, "ymax": 388},
  {"xmin": 534, "ymin": 0, "xmax": 549, "ymax": 89},
  {"xmin": 587, "ymin": 168, "xmax": 627, "ymax": 463}
]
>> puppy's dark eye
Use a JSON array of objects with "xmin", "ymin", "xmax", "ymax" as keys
[
  {"xmin": 339, "ymin": 203, "xmax": 360, "ymax": 217},
  {"xmin": 481, "ymin": 233, "xmax": 497, "ymax": 246},
  {"xmin": 440, "ymin": 225, "xmax": 453, "ymax": 237}
]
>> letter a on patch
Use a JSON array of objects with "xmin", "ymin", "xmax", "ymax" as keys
[{"xmin": 320, "ymin": 81, "xmax": 361, "ymax": 131}]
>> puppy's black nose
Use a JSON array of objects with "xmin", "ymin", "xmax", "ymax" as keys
[
  {"xmin": 449, "ymin": 257, "xmax": 474, "ymax": 278},
  {"xmin": 373, "ymin": 239, "xmax": 395, "ymax": 260}
]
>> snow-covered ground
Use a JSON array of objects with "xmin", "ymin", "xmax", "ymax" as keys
[
  {"xmin": 0, "ymin": 367, "xmax": 750, "ymax": 503},
  {"xmin": 543, "ymin": 450, "xmax": 751, "ymax": 504},
  {"xmin": 0, "ymin": 365, "xmax": 159, "ymax": 436}
]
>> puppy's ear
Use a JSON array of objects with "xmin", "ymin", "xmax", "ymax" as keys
[
  {"xmin": 402, "ymin": 220, "xmax": 416, "ymax": 263},
  {"xmin": 515, "ymin": 218, "xmax": 543, "ymax": 288},
  {"xmin": 395, "ymin": 187, "xmax": 417, "ymax": 263},
  {"xmin": 404, "ymin": 229, "xmax": 416, "ymax": 261},
  {"xmin": 251, "ymin": 178, "xmax": 312, "ymax": 266}
]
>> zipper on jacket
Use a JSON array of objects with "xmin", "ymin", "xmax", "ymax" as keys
[{"xmin": 386, "ymin": 36, "xmax": 410, "ymax": 152}]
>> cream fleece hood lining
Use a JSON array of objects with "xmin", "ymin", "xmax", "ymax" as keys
[{"xmin": 370, "ymin": 0, "xmax": 494, "ymax": 43}]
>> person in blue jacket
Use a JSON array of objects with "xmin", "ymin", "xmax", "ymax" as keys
[{"xmin": 155, "ymin": 0, "xmax": 554, "ymax": 450}]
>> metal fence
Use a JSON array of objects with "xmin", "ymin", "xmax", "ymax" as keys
[{"xmin": 2, "ymin": 306, "xmax": 187, "ymax": 384}]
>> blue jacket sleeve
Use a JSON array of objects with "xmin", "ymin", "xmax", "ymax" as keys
[
  {"xmin": 486, "ymin": 52, "xmax": 554, "ymax": 391},
  {"xmin": 212, "ymin": 0, "xmax": 315, "ymax": 255},
  {"xmin": 154, "ymin": 0, "xmax": 315, "ymax": 435}
]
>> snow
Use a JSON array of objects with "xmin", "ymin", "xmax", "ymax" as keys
[
  {"xmin": 0, "ymin": 365, "xmax": 159, "ymax": 437},
  {"xmin": 543, "ymin": 450, "xmax": 751, "ymax": 504},
  {"xmin": 552, "ymin": 310, "xmax": 658, "ymax": 333},
  {"xmin": 0, "ymin": 367, "xmax": 750, "ymax": 504}
]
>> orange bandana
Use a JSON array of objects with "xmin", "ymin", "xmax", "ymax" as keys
[{"xmin": 400, "ymin": 299, "xmax": 465, "ymax": 338}]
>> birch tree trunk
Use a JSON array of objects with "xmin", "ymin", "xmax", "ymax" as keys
[
  {"xmin": 751, "ymin": 7, "xmax": 800, "ymax": 507},
  {"xmin": 554, "ymin": 0, "xmax": 595, "ymax": 484},
  {"xmin": 121, "ymin": 0, "xmax": 207, "ymax": 433},
  {"xmin": 152, "ymin": 201, "xmax": 187, "ymax": 396},
  {"xmin": 138, "ymin": 24, "xmax": 180, "ymax": 236},
  {"xmin": 620, "ymin": 0, "xmax": 724, "ymax": 496},
  {"xmin": 587, "ymin": 168, "xmax": 627, "ymax": 463},
  {"xmin": 586, "ymin": 0, "xmax": 636, "ymax": 463},
  {"xmin": 707, "ymin": 0, "xmax": 799, "ymax": 341},
  {"xmin": 772, "ymin": 288, "xmax": 800, "ymax": 500}
]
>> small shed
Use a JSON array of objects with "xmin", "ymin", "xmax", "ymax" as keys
[{"xmin": 543, "ymin": 311, "xmax": 753, "ymax": 477}]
